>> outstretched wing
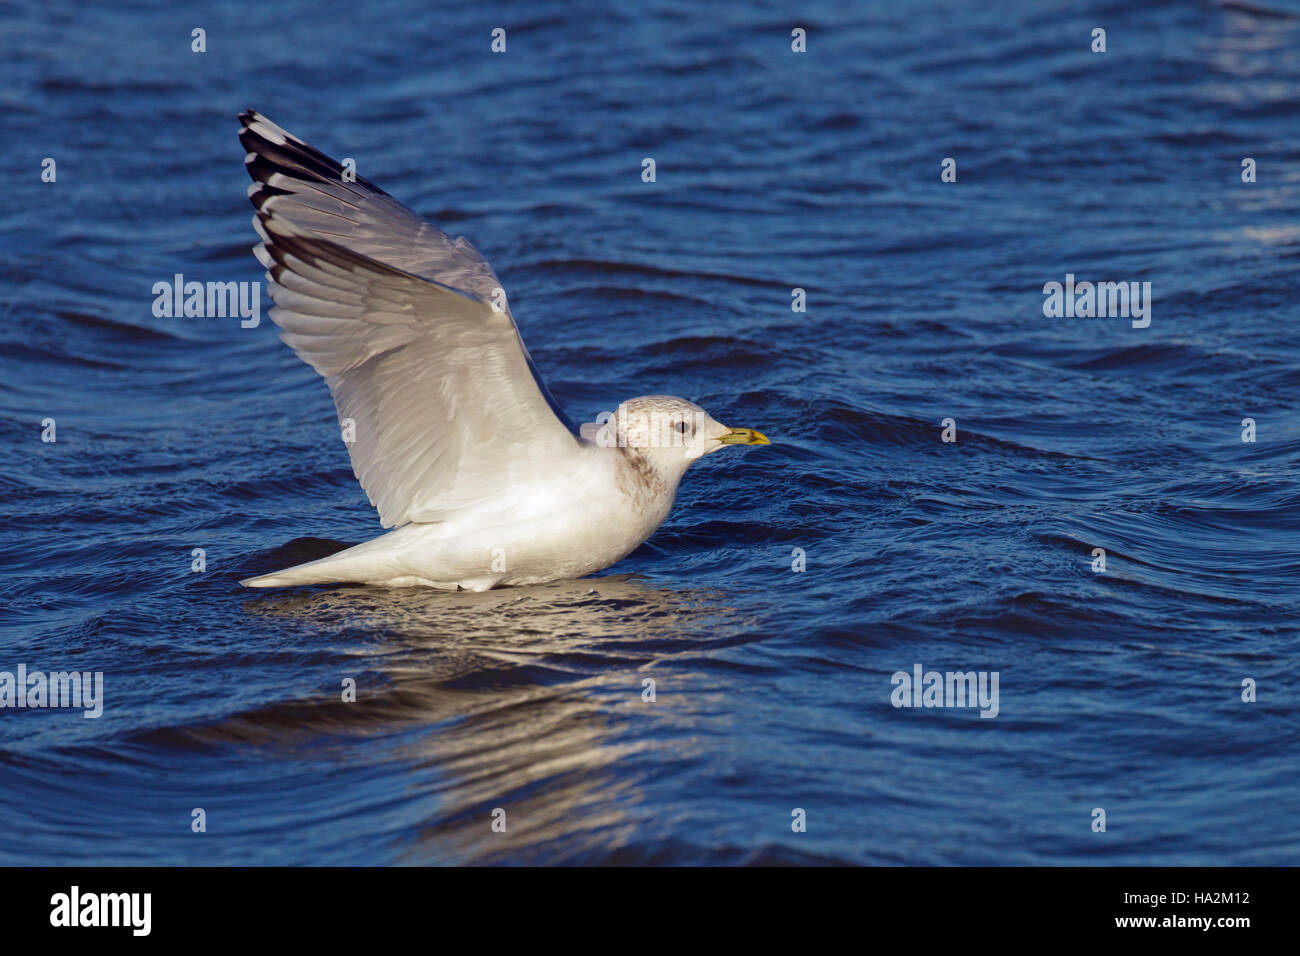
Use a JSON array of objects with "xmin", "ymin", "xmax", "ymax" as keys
[{"xmin": 239, "ymin": 111, "xmax": 581, "ymax": 528}]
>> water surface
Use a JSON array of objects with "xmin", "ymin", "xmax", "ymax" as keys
[{"xmin": 1, "ymin": 0, "xmax": 1298, "ymax": 864}]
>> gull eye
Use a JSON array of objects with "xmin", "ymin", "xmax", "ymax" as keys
[{"xmin": 675, "ymin": 420, "xmax": 688, "ymax": 433}]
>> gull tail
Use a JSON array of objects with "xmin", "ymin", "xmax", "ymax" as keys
[
  {"xmin": 240, "ymin": 536, "xmax": 406, "ymax": 588},
  {"xmin": 240, "ymin": 563, "xmax": 335, "ymax": 588}
]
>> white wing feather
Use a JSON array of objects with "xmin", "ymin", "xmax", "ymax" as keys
[{"xmin": 239, "ymin": 111, "xmax": 580, "ymax": 528}]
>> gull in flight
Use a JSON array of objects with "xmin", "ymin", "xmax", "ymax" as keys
[{"xmin": 237, "ymin": 111, "xmax": 769, "ymax": 591}]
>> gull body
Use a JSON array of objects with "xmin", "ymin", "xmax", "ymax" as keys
[
  {"xmin": 252, "ymin": 426, "xmax": 659, "ymax": 589},
  {"xmin": 236, "ymin": 112, "xmax": 768, "ymax": 591}
]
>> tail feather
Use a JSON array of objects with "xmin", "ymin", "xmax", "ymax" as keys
[{"xmin": 240, "ymin": 539, "xmax": 391, "ymax": 588}]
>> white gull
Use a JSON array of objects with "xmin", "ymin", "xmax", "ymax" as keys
[{"xmin": 236, "ymin": 111, "xmax": 769, "ymax": 591}]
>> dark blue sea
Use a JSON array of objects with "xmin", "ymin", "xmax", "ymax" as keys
[{"xmin": 2, "ymin": 0, "xmax": 1297, "ymax": 865}]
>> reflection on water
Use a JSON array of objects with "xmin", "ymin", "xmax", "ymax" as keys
[
  {"xmin": 247, "ymin": 573, "xmax": 744, "ymax": 646},
  {"xmin": 233, "ymin": 575, "xmax": 754, "ymax": 862}
]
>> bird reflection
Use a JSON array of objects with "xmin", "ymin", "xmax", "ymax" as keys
[{"xmin": 236, "ymin": 573, "xmax": 754, "ymax": 862}]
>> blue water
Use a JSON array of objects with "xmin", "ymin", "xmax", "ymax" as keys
[{"xmin": 2, "ymin": 0, "xmax": 1298, "ymax": 865}]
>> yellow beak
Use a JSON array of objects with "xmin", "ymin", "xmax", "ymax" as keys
[{"xmin": 717, "ymin": 427, "xmax": 771, "ymax": 446}]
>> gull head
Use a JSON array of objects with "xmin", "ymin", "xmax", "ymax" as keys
[{"xmin": 595, "ymin": 395, "xmax": 769, "ymax": 480}]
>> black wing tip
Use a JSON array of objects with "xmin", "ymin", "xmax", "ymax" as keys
[
  {"xmin": 238, "ymin": 113, "xmax": 341, "ymax": 187},
  {"xmin": 237, "ymin": 112, "xmax": 398, "ymax": 203}
]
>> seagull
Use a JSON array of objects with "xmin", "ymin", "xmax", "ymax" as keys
[{"xmin": 236, "ymin": 111, "xmax": 769, "ymax": 591}]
